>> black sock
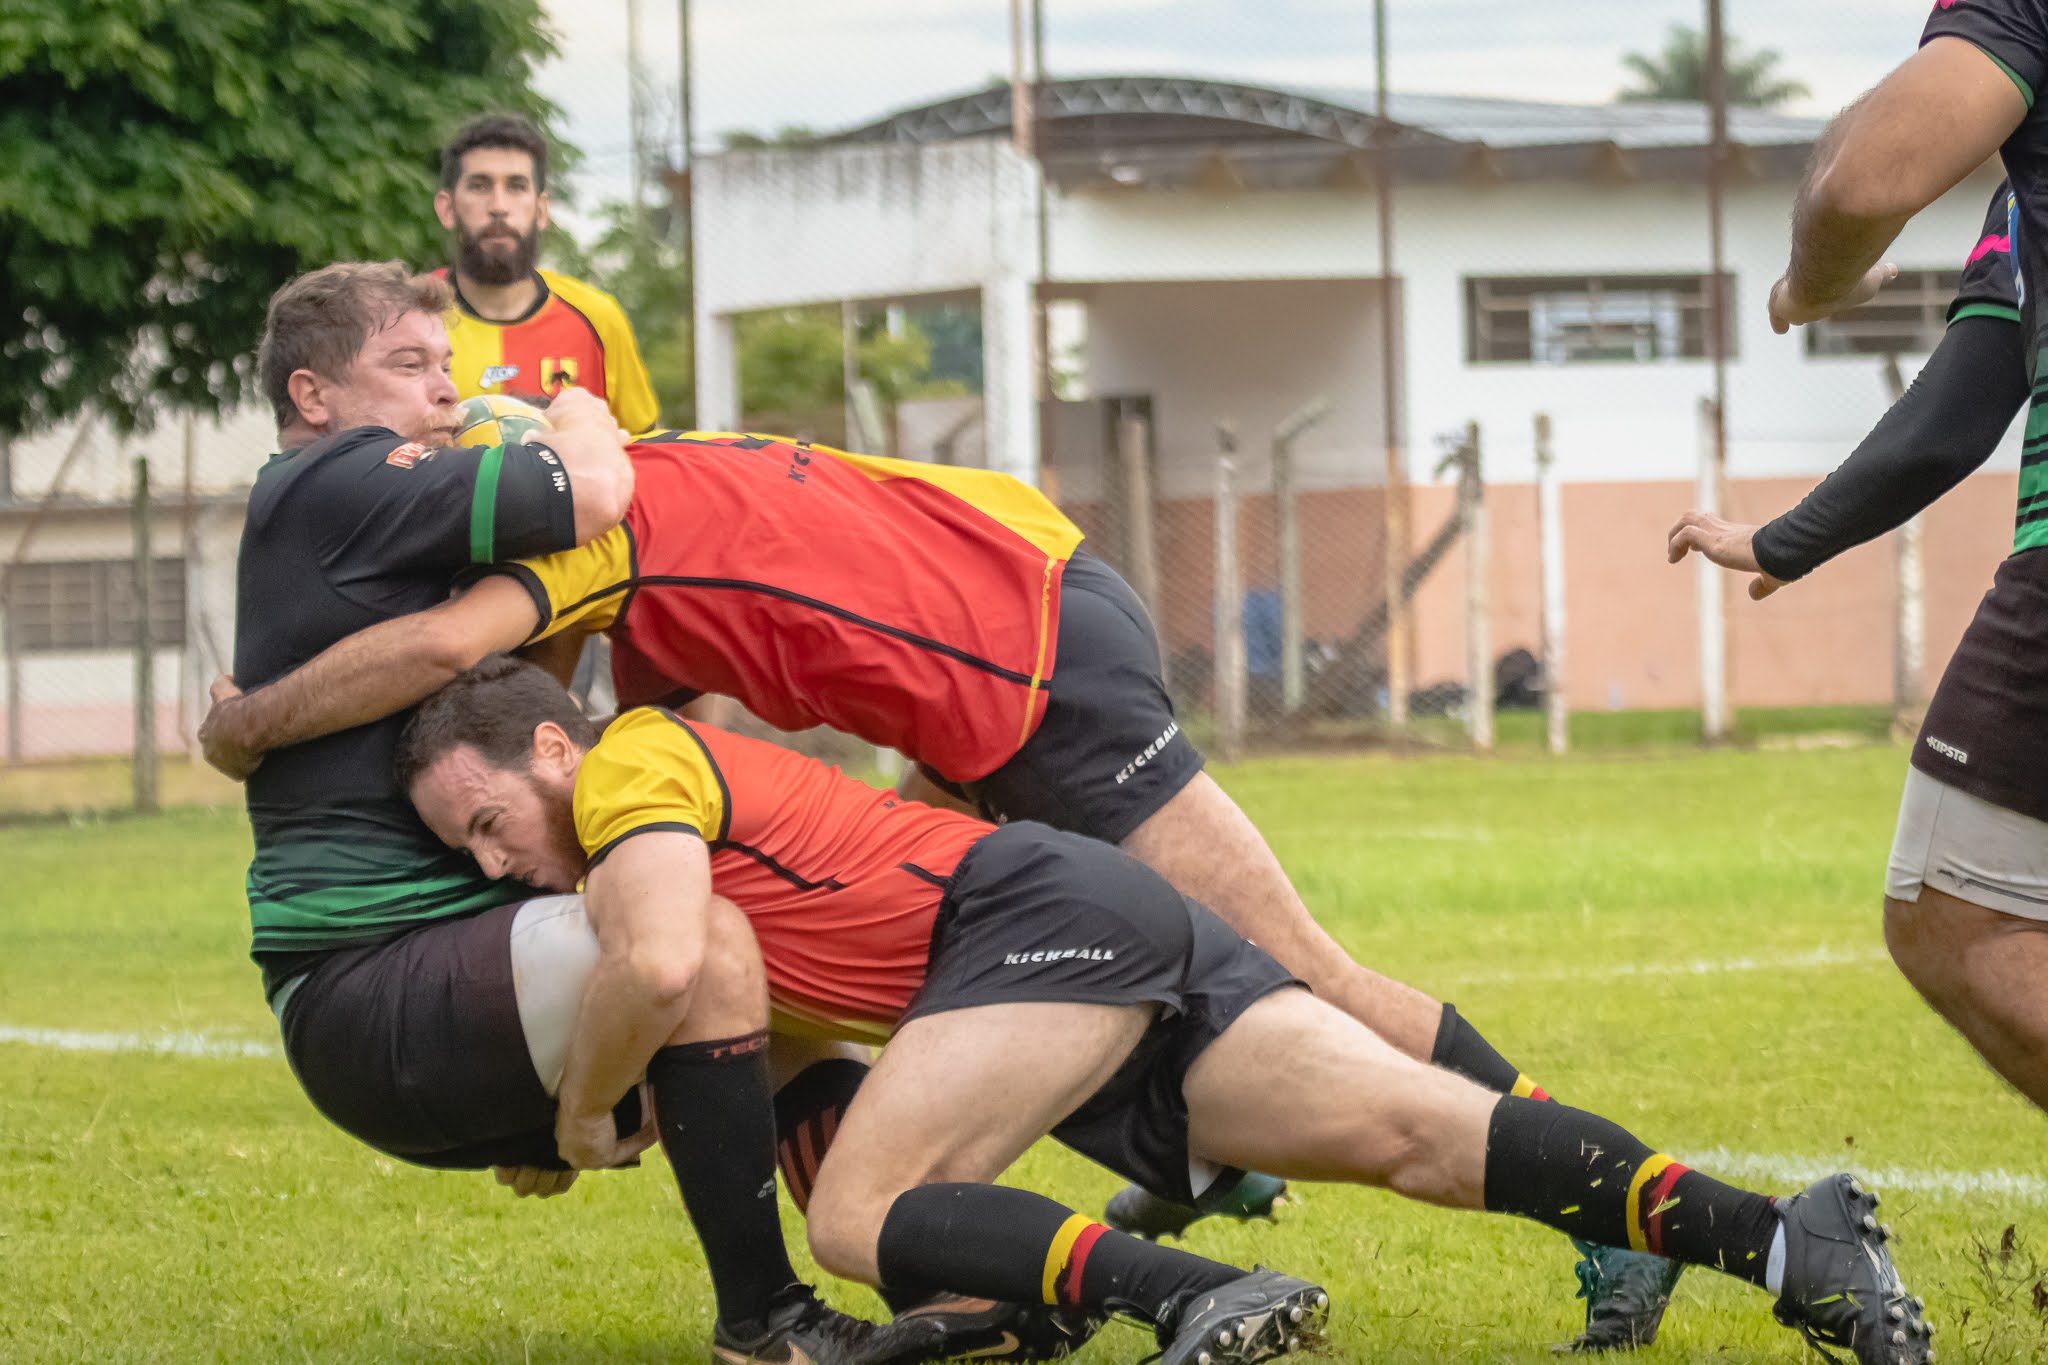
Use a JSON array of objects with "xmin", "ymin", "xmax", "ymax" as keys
[
  {"xmin": 1433, "ymin": 1002, "xmax": 1551, "ymax": 1099},
  {"xmin": 876, "ymin": 1183, "xmax": 1243, "ymax": 1325},
  {"xmin": 771, "ymin": 1056, "xmax": 920, "ymax": 1315},
  {"xmin": 1482, "ymin": 1096, "xmax": 1778, "ymax": 1286},
  {"xmin": 773, "ymin": 1057, "xmax": 868, "ymax": 1213},
  {"xmin": 648, "ymin": 1033, "xmax": 799, "ymax": 1333}
]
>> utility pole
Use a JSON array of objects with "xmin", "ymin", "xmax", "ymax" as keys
[
  {"xmin": 1373, "ymin": 0, "xmax": 1409, "ymax": 727},
  {"xmin": 626, "ymin": 0, "xmax": 645, "ymax": 216},
  {"xmin": 677, "ymin": 0, "xmax": 696, "ymax": 425}
]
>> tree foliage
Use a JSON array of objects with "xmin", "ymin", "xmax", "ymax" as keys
[
  {"xmin": 1618, "ymin": 25, "xmax": 1811, "ymax": 108},
  {"xmin": 0, "ymin": 0, "xmax": 560, "ymax": 436},
  {"xmin": 553, "ymin": 200, "xmax": 961, "ymax": 433}
]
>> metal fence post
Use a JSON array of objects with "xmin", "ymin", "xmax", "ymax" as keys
[
  {"xmin": 1534, "ymin": 413, "xmax": 1568, "ymax": 756},
  {"xmin": 1213, "ymin": 424, "xmax": 1245, "ymax": 762},
  {"xmin": 1118, "ymin": 407, "xmax": 1161, "ymax": 625},
  {"xmin": 1881, "ymin": 355, "xmax": 1924, "ymax": 726},
  {"xmin": 1696, "ymin": 395, "xmax": 1729, "ymax": 743},
  {"xmin": 133, "ymin": 456, "xmax": 158, "ymax": 813},
  {"xmin": 1461, "ymin": 421, "xmax": 1492, "ymax": 752},
  {"xmin": 1272, "ymin": 397, "xmax": 1330, "ymax": 716}
]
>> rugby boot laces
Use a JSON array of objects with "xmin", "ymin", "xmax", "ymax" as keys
[
  {"xmin": 1152, "ymin": 1267, "xmax": 1329, "ymax": 1365},
  {"xmin": 890, "ymin": 1293, "xmax": 1102, "ymax": 1361},
  {"xmin": 711, "ymin": 1283, "xmax": 952, "ymax": 1365},
  {"xmin": 1771, "ymin": 1174, "xmax": 1934, "ymax": 1365},
  {"xmin": 1556, "ymin": 1239, "xmax": 1684, "ymax": 1353},
  {"xmin": 1105, "ymin": 1172, "xmax": 1291, "ymax": 1242}
]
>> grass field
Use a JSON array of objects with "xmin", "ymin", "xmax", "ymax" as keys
[{"xmin": 8, "ymin": 741, "xmax": 2048, "ymax": 1363}]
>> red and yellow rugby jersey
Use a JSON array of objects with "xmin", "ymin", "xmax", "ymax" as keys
[
  {"xmin": 437, "ymin": 267, "xmax": 660, "ymax": 434},
  {"xmin": 573, "ymin": 707, "xmax": 991, "ymax": 1041},
  {"xmin": 497, "ymin": 430, "xmax": 1086, "ymax": 783}
]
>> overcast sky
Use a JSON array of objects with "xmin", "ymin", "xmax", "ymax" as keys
[{"xmin": 536, "ymin": 1, "xmax": 1943, "ymax": 220}]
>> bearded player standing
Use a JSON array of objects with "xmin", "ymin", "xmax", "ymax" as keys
[{"xmin": 433, "ymin": 114, "xmax": 659, "ymax": 433}]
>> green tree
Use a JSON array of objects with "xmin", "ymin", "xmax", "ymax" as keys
[
  {"xmin": 0, "ymin": 0, "xmax": 560, "ymax": 436},
  {"xmin": 732, "ymin": 307, "xmax": 953, "ymax": 421},
  {"xmin": 1618, "ymin": 25, "xmax": 1811, "ymax": 108}
]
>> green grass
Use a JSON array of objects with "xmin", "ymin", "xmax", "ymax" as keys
[{"xmin": 6, "ymin": 746, "xmax": 2048, "ymax": 1362}]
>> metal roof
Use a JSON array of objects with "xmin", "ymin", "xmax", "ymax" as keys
[{"xmin": 826, "ymin": 76, "xmax": 1823, "ymax": 189}]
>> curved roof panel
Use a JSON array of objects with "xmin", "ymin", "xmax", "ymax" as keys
[{"xmin": 832, "ymin": 76, "xmax": 1824, "ymax": 152}]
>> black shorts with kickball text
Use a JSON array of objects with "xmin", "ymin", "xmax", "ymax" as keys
[
  {"xmin": 926, "ymin": 549, "xmax": 1205, "ymax": 845},
  {"xmin": 904, "ymin": 821, "xmax": 1302, "ymax": 1204}
]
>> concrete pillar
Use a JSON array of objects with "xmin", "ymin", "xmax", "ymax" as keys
[
  {"xmin": 981, "ymin": 270, "xmax": 1039, "ymax": 487},
  {"xmin": 694, "ymin": 310, "xmax": 739, "ymax": 433}
]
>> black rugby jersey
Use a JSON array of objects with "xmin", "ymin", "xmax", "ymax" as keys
[
  {"xmin": 233, "ymin": 426, "xmax": 575, "ymax": 976},
  {"xmin": 1916, "ymin": 1, "xmax": 2048, "ymax": 818}
]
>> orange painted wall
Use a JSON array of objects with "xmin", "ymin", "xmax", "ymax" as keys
[{"xmin": 1069, "ymin": 469, "xmax": 2017, "ymax": 711}]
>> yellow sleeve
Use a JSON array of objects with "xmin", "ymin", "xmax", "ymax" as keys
[
  {"xmin": 544, "ymin": 272, "xmax": 661, "ymax": 435},
  {"xmin": 572, "ymin": 708, "xmax": 729, "ymax": 866},
  {"xmin": 499, "ymin": 523, "xmax": 633, "ymax": 644},
  {"xmin": 599, "ymin": 310, "xmax": 660, "ymax": 436}
]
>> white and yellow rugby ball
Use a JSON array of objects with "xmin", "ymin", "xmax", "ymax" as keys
[{"xmin": 454, "ymin": 394, "xmax": 551, "ymax": 448}]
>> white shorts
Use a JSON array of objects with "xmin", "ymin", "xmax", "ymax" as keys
[
  {"xmin": 1886, "ymin": 767, "xmax": 2048, "ymax": 921},
  {"xmin": 508, "ymin": 894, "xmax": 602, "ymax": 1096}
]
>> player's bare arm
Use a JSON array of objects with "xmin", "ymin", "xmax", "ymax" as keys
[
  {"xmin": 1773, "ymin": 38, "xmax": 2024, "ymax": 331},
  {"xmin": 535, "ymin": 387, "xmax": 636, "ymax": 543},
  {"xmin": 551, "ymin": 831, "xmax": 716, "ymax": 1170},
  {"xmin": 199, "ymin": 574, "xmax": 543, "ymax": 779}
]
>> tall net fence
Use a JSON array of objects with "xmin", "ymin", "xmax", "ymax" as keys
[
  {"xmin": 0, "ymin": 410, "xmax": 261, "ymax": 816},
  {"xmin": 1, "ymin": 2, "xmax": 2005, "ymax": 816},
  {"xmin": 685, "ymin": 0, "xmax": 2004, "ymax": 753}
]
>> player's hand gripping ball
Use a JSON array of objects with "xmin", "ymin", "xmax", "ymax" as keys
[{"xmin": 454, "ymin": 394, "xmax": 551, "ymax": 448}]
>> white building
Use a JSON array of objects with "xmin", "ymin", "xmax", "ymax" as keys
[
  {"xmin": 2, "ymin": 79, "xmax": 2012, "ymax": 763},
  {"xmin": 694, "ymin": 78, "xmax": 2010, "ymax": 713}
]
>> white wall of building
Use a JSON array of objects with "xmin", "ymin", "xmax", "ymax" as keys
[
  {"xmin": 693, "ymin": 139, "xmax": 1046, "ymax": 482},
  {"xmin": 1054, "ymin": 278, "xmax": 1389, "ymax": 500},
  {"xmin": 7, "ymin": 404, "xmax": 277, "ymax": 503},
  {"xmin": 1045, "ymin": 170, "xmax": 2009, "ymax": 488}
]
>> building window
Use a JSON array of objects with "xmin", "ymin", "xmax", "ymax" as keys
[
  {"xmin": 3, "ymin": 559, "xmax": 186, "ymax": 653},
  {"xmin": 1803, "ymin": 269, "xmax": 1964, "ymax": 357},
  {"xmin": 1466, "ymin": 274, "xmax": 1734, "ymax": 364}
]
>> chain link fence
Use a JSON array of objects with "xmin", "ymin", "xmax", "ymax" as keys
[{"xmin": 3, "ymin": 3, "xmax": 2012, "ymax": 815}]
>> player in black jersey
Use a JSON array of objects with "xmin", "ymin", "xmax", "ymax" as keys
[
  {"xmin": 1689, "ymin": 0, "xmax": 2048, "ymax": 1120},
  {"xmin": 218, "ymin": 262, "xmax": 970, "ymax": 1364}
]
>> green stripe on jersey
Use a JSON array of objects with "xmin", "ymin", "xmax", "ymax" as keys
[
  {"xmin": 470, "ymin": 444, "xmax": 507, "ymax": 563},
  {"xmin": 1953, "ymin": 302, "xmax": 2024, "ymax": 326},
  {"xmin": 2021, "ymin": 394, "xmax": 2048, "ymax": 553},
  {"xmin": 245, "ymin": 834, "xmax": 521, "ymax": 953},
  {"xmin": 1987, "ymin": 51, "xmax": 2036, "ymax": 109}
]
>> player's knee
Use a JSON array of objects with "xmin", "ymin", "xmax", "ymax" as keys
[
  {"xmin": 692, "ymin": 895, "xmax": 768, "ymax": 1024},
  {"xmin": 1883, "ymin": 894, "xmax": 1929, "ymax": 976},
  {"xmin": 802, "ymin": 1173, "xmax": 885, "ymax": 1285}
]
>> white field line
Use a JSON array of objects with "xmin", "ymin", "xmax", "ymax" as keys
[
  {"xmin": 0, "ymin": 947, "xmax": 1886, "ymax": 1058},
  {"xmin": 2, "ymin": 1026, "xmax": 2041, "ymax": 1203},
  {"xmin": 0, "ymin": 1025, "xmax": 280, "ymax": 1060},
  {"xmin": 1680, "ymin": 1146, "xmax": 2048, "ymax": 1205},
  {"xmin": 1441, "ymin": 943, "xmax": 1890, "ymax": 987}
]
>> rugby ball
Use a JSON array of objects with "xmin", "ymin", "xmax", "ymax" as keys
[{"xmin": 455, "ymin": 394, "xmax": 551, "ymax": 448}]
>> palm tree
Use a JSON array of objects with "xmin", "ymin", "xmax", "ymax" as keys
[{"xmin": 1619, "ymin": 25, "xmax": 1811, "ymax": 108}]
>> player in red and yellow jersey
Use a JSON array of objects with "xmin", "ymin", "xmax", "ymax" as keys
[
  {"xmin": 433, "ymin": 115, "xmax": 659, "ymax": 434},
  {"xmin": 391, "ymin": 654, "xmax": 1936, "ymax": 1365},
  {"xmin": 509, "ymin": 429, "xmax": 1083, "ymax": 785}
]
